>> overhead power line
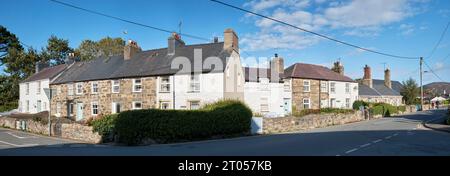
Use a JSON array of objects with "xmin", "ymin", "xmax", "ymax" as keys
[
  {"xmin": 424, "ymin": 61, "xmax": 444, "ymax": 82},
  {"xmin": 210, "ymin": 0, "xmax": 419, "ymax": 60},
  {"xmin": 426, "ymin": 21, "xmax": 450, "ymax": 59},
  {"xmin": 50, "ymin": 0, "xmax": 210, "ymax": 42}
]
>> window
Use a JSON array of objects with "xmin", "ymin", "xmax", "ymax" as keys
[
  {"xmin": 76, "ymin": 83, "xmax": 83, "ymax": 95},
  {"xmin": 330, "ymin": 82, "xmax": 336, "ymax": 94},
  {"xmin": 160, "ymin": 76, "xmax": 171, "ymax": 92},
  {"xmin": 189, "ymin": 101, "xmax": 200, "ymax": 110},
  {"xmin": 56, "ymin": 86, "xmax": 61, "ymax": 95},
  {"xmin": 160, "ymin": 101, "xmax": 171, "ymax": 110},
  {"xmin": 303, "ymin": 80, "xmax": 310, "ymax": 92},
  {"xmin": 25, "ymin": 100, "xmax": 29, "ymax": 112},
  {"xmin": 43, "ymin": 102, "xmax": 47, "ymax": 111},
  {"xmin": 111, "ymin": 80, "xmax": 120, "ymax": 93},
  {"xmin": 284, "ymin": 81, "xmax": 290, "ymax": 91},
  {"xmin": 112, "ymin": 102, "xmax": 121, "ymax": 114},
  {"xmin": 91, "ymin": 82, "xmax": 99, "ymax": 94},
  {"xmin": 189, "ymin": 74, "xmax": 200, "ymax": 92},
  {"xmin": 91, "ymin": 102, "xmax": 98, "ymax": 116},
  {"xmin": 321, "ymin": 82, "xmax": 328, "ymax": 93},
  {"xmin": 68, "ymin": 84, "xmax": 74, "ymax": 96},
  {"xmin": 133, "ymin": 79, "xmax": 142, "ymax": 92},
  {"xmin": 320, "ymin": 99, "xmax": 328, "ymax": 108},
  {"xmin": 56, "ymin": 102, "xmax": 61, "ymax": 115},
  {"xmin": 26, "ymin": 83, "xmax": 29, "ymax": 95},
  {"xmin": 68, "ymin": 103, "xmax": 74, "ymax": 116},
  {"xmin": 303, "ymin": 98, "xmax": 310, "ymax": 109},
  {"xmin": 132, "ymin": 101, "xmax": 142, "ymax": 110},
  {"xmin": 346, "ymin": 98, "xmax": 351, "ymax": 108},
  {"xmin": 260, "ymin": 97, "xmax": 269, "ymax": 112},
  {"xmin": 37, "ymin": 81, "xmax": 41, "ymax": 95},
  {"xmin": 345, "ymin": 83, "xmax": 350, "ymax": 94}
]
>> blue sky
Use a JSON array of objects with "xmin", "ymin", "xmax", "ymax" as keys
[{"xmin": 1, "ymin": 0, "xmax": 449, "ymax": 84}]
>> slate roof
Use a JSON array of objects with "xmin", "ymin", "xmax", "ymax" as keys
[
  {"xmin": 359, "ymin": 79, "xmax": 402, "ymax": 97},
  {"xmin": 284, "ymin": 63, "xmax": 355, "ymax": 82},
  {"xmin": 21, "ymin": 64, "xmax": 68, "ymax": 83},
  {"xmin": 244, "ymin": 67, "xmax": 284, "ymax": 83},
  {"xmin": 52, "ymin": 42, "xmax": 231, "ymax": 84}
]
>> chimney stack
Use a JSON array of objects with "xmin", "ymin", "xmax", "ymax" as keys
[
  {"xmin": 35, "ymin": 61, "xmax": 49, "ymax": 73},
  {"xmin": 213, "ymin": 37, "xmax": 219, "ymax": 43},
  {"xmin": 362, "ymin": 65, "xmax": 373, "ymax": 88},
  {"xmin": 223, "ymin": 28, "xmax": 239, "ymax": 52},
  {"xmin": 332, "ymin": 60, "xmax": 345, "ymax": 75},
  {"xmin": 384, "ymin": 68, "xmax": 392, "ymax": 89},
  {"xmin": 270, "ymin": 53, "xmax": 284, "ymax": 82},
  {"xmin": 167, "ymin": 33, "xmax": 185, "ymax": 55},
  {"xmin": 124, "ymin": 40, "xmax": 142, "ymax": 60}
]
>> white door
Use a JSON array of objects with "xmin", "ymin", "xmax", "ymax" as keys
[
  {"xmin": 76, "ymin": 103, "xmax": 84, "ymax": 121},
  {"xmin": 36, "ymin": 100, "xmax": 41, "ymax": 112},
  {"xmin": 283, "ymin": 98, "xmax": 291, "ymax": 115},
  {"xmin": 330, "ymin": 99, "xmax": 336, "ymax": 108}
]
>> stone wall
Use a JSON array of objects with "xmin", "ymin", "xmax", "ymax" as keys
[
  {"xmin": 51, "ymin": 77, "xmax": 157, "ymax": 121},
  {"xmin": 0, "ymin": 117, "xmax": 101, "ymax": 143},
  {"xmin": 263, "ymin": 111, "xmax": 367, "ymax": 134}
]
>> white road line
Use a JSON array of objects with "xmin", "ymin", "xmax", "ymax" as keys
[
  {"xmin": 385, "ymin": 136, "xmax": 392, "ymax": 139},
  {"xmin": 0, "ymin": 140, "xmax": 38, "ymax": 147},
  {"xmin": 345, "ymin": 148, "xmax": 358, "ymax": 154},
  {"xmin": 335, "ymin": 154, "xmax": 341, "ymax": 156},
  {"xmin": 360, "ymin": 143, "xmax": 371, "ymax": 148},
  {"xmin": 373, "ymin": 139, "xmax": 382, "ymax": 143},
  {"xmin": 393, "ymin": 133, "xmax": 399, "ymax": 136},
  {"xmin": 6, "ymin": 132, "xmax": 37, "ymax": 139}
]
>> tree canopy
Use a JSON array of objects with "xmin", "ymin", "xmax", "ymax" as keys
[
  {"xmin": 401, "ymin": 78, "xmax": 420, "ymax": 105},
  {"xmin": 75, "ymin": 37, "xmax": 125, "ymax": 61},
  {"xmin": 41, "ymin": 35, "xmax": 74, "ymax": 65}
]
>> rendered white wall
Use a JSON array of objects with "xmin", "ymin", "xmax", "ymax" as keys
[{"xmin": 19, "ymin": 79, "xmax": 50, "ymax": 113}]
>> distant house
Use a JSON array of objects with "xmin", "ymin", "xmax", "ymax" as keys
[
  {"xmin": 19, "ymin": 64, "xmax": 68, "ymax": 113},
  {"xmin": 49, "ymin": 29, "xmax": 244, "ymax": 121},
  {"xmin": 283, "ymin": 62, "xmax": 359, "ymax": 110},
  {"xmin": 358, "ymin": 65, "xmax": 403, "ymax": 106},
  {"xmin": 243, "ymin": 54, "xmax": 292, "ymax": 117}
]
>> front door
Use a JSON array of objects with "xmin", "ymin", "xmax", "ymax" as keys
[
  {"xmin": 330, "ymin": 99, "xmax": 336, "ymax": 108},
  {"xmin": 36, "ymin": 100, "xmax": 41, "ymax": 112},
  {"xmin": 76, "ymin": 103, "xmax": 84, "ymax": 121},
  {"xmin": 283, "ymin": 98, "xmax": 291, "ymax": 115}
]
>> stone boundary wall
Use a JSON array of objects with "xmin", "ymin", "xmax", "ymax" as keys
[{"xmin": 0, "ymin": 117, "xmax": 101, "ymax": 143}]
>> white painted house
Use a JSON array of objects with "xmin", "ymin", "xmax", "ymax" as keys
[{"xmin": 19, "ymin": 64, "xmax": 68, "ymax": 113}]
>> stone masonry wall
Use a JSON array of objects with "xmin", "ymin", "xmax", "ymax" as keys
[
  {"xmin": 51, "ymin": 77, "xmax": 157, "ymax": 121},
  {"xmin": 292, "ymin": 78, "xmax": 328, "ymax": 110}
]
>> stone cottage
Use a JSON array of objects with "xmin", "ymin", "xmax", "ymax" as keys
[{"xmin": 358, "ymin": 65, "xmax": 403, "ymax": 106}]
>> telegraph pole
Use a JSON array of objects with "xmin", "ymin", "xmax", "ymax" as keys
[{"xmin": 420, "ymin": 57, "xmax": 424, "ymax": 111}]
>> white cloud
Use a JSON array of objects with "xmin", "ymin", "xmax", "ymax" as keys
[
  {"xmin": 241, "ymin": 0, "xmax": 429, "ymax": 51},
  {"xmin": 399, "ymin": 24, "xmax": 415, "ymax": 35}
]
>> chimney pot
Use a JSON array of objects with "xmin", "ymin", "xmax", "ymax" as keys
[{"xmin": 214, "ymin": 37, "xmax": 219, "ymax": 43}]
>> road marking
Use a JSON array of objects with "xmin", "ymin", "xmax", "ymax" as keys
[
  {"xmin": 360, "ymin": 143, "xmax": 371, "ymax": 148},
  {"xmin": 372, "ymin": 139, "xmax": 382, "ymax": 143},
  {"xmin": 6, "ymin": 132, "xmax": 37, "ymax": 139},
  {"xmin": 393, "ymin": 133, "xmax": 399, "ymax": 136},
  {"xmin": 345, "ymin": 148, "xmax": 358, "ymax": 154},
  {"xmin": 0, "ymin": 140, "xmax": 38, "ymax": 147},
  {"xmin": 385, "ymin": 136, "xmax": 392, "ymax": 139},
  {"xmin": 335, "ymin": 154, "xmax": 341, "ymax": 156},
  {"xmin": 70, "ymin": 144, "xmax": 88, "ymax": 148}
]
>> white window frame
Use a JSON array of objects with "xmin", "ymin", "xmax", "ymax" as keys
[
  {"xmin": 111, "ymin": 80, "xmax": 120, "ymax": 93},
  {"xmin": 75, "ymin": 83, "xmax": 83, "ymax": 95},
  {"xmin": 132, "ymin": 101, "xmax": 143, "ymax": 110},
  {"xmin": 68, "ymin": 103, "xmax": 74, "ymax": 116},
  {"xmin": 346, "ymin": 98, "xmax": 351, "ymax": 108},
  {"xmin": 159, "ymin": 76, "xmax": 171, "ymax": 93},
  {"xmin": 260, "ymin": 97, "xmax": 269, "ymax": 112},
  {"xmin": 188, "ymin": 74, "xmax": 201, "ymax": 93},
  {"xmin": 189, "ymin": 101, "xmax": 201, "ymax": 110},
  {"xmin": 345, "ymin": 83, "xmax": 350, "ymax": 94},
  {"xmin": 56, "ymin": 102, "xmax": 61, "ymax": 115},
  {"xmin": 132, "ymin": 79, "xmax": 142, "ymax": 93},
  {"xmin": 321, "ymin": 82, "xmax": 328, "ymax": 93},
  {"xmin": 303, "ymin": 80, "xmax": 310, "ymax": 92},
  {"xmin": 56, "ymin": 86, "xmax": 61, "ymax": 95},
  {"xmin": 160, "ymin": 101, "xmax": 171, "ymax": 110},
  {"xmin": 330, "ymin": 82, "xmax": 336, "ymax": 94},
  {"xmin": 37, "ymin": 81, "xmax": 41, "ymax": 95},
  {"xmin": 26, "ymin": 83, "xmax": 29, "ymax": 95},
  {"xmin": 26, "ymin": 100, "xmax": 30, "ymax": 112},
  {"xmin": 91, "ymin": 82, "xmax": 99, "ymax": 94},
  {"xmin": 303, "ymin": 98, "xmax": 311, "ymax": 109},
  {"xmin": 284, "ymin": 80, "xmax": 291, "ymax": 92},
  {"xmin": 112, "ymin": 102, "xmax": 121, "ymax": 114},
  {"xmin": 68, "ymin": 84, "xmax": 74, "ymax": 96},
  {"xmin": 91, "ymin": 102, "xmax": 99, "ymax": 116}
]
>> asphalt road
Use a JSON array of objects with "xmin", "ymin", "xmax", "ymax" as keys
[{"xmin": 1, "ymin": 109, "xmax": 449, "ymax": 156}]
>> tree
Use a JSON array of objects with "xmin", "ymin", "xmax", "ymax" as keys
[
  {"xmin": 75, "ymin": 37, "xmax": 125, "ymax": 61},
  {"xmin": 401, "ymin": 78, "xmax": 420, "ymax": 105},
  {"xmin": 41, "ymin": 35, "xmax": 74, "ymax": 65},
  {"xmin": 0, "ymin": 25, "xmax": 23, "ymax": 59}
]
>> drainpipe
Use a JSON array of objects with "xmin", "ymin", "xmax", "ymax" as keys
[{"xmin": 172, "ymin": 75, "xmax": 176, "ymax": 109}]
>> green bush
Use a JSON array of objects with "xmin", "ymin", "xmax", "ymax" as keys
[
  {"xmin": 371, "ymin": 103, "xmax": 399, "ymax": 117},
  {"xmin": 293, "ymin": 108, "xmax": 354, "ymax": 117},
  {"xmin": 0, "ymin": 102, "xmax": 18, "ymax": 112},
  {"xmin": 352, "ymin": 101, "xmax": 369, "ymax": 110},
  {"xmin": 114, "ymin": 100, "xmax": 252, "ymax": 145},
  {"xmin": 397, "ymin": 106, "xmax": 406, "ymax": 112},
  {"xmin": 91, "ymin": 114, "xmax": 118, "ymax": 142}
]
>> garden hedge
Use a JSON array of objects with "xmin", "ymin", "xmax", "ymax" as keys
[{"xmin": 92, "ymin": 100, "xmax": 252, "ymax": 145}]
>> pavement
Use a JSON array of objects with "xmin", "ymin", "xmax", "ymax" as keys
[{"xmin": 1, "ymin": 109, "xmax": 450, "ymax": 156}]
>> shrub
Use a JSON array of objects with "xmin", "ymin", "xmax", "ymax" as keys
[
  {"xmin": 91, "ymin": 114, "xmax": 118, "ymax": 142},
  {"xmin": 371, "ymin": 103, "xmax": 399, "ymax": 117},
  {"xmin": 352, "ymin": 101, "xmax": 369, "ymax": 110},
  {"xmin": 114, "ymin": 100, "xmax": 252, "ymax": 145},
  {"xmin": 398, "ymin": 106, "xmax": 406, "ymax": 112},
  {"xmin": 0, "ymin": 102, "xmax": 18, "ymax": 112}
]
